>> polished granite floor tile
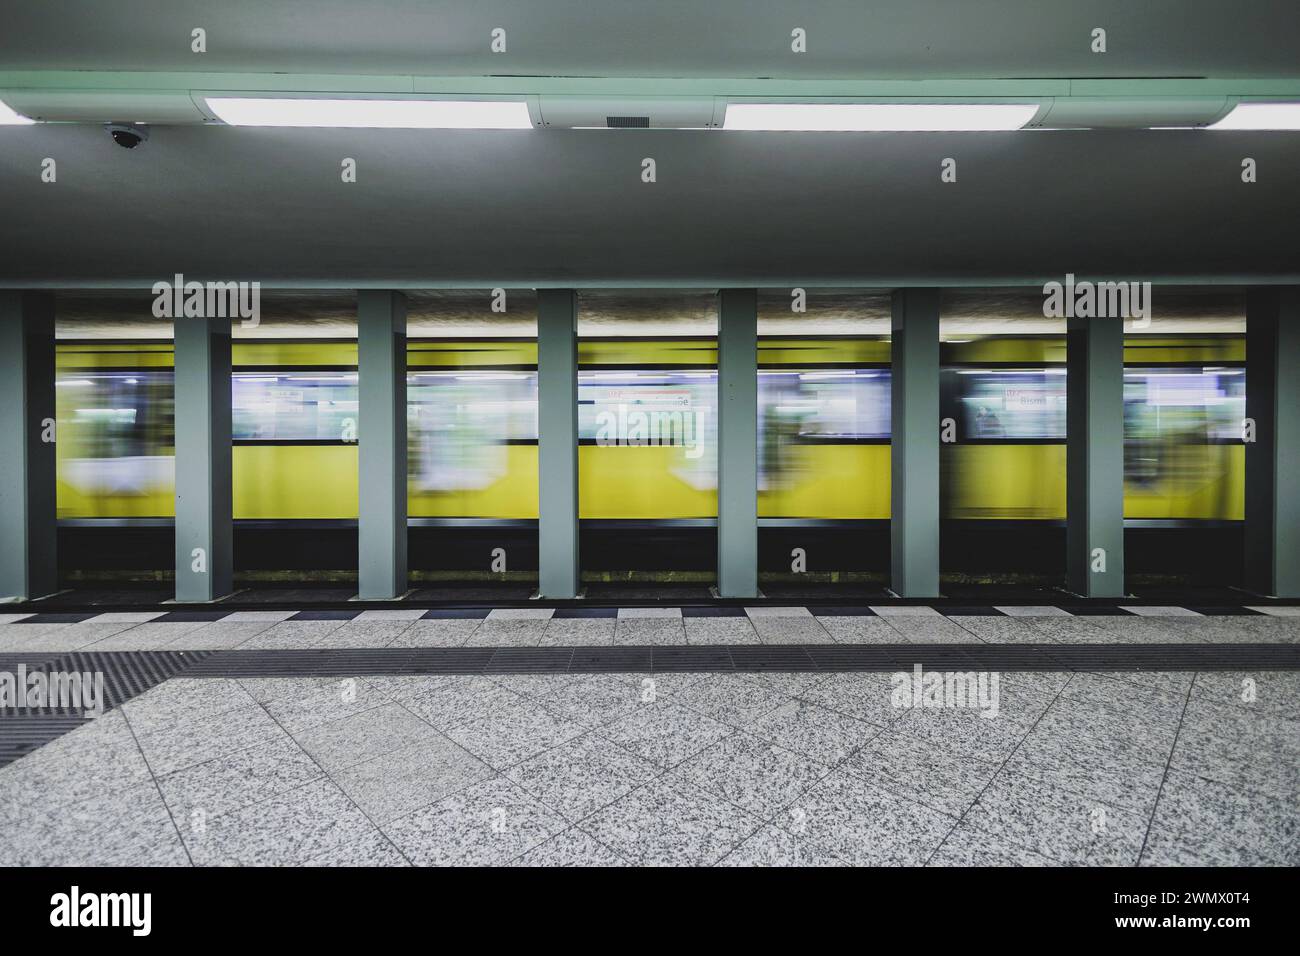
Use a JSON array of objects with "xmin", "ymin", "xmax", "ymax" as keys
[
  {"xmin": 961, "ymin": 768, "xmax": 1149, "ymax": 866},
  {"xmin": 260, "ymin": 678, "xmax": 391, "ymax": 735},
  {"xmin": 844, "ymin": 725, "xmax": 1004, "ymax": 817},
  {"xmin": 0, "ymin": 621, "xmax": 140, "ymax": 651},
  {"xmin": 672, "ymin": 673, "xmax": 792, "ymax": 727},
  {"xmin": 813, "ymin": 615, "xmax": 900, "ymax": 644},
  {"xmin": 503, "ymin": 730, "xmax": 659, "ymax": 822},
  {"xmin": 237, "ymin": 620, "xmax": 348, "ymax": 649},
  {"xmin": 717, "ymin": 823, "xmax": 847, "ymax": 866},
  {"xmin": 387, "ymin": 618, "xmax": 481, "ymax": 647},
  {"xmin": 540, "ymin": 619, "xmax": 616, "ymax": 646},
  {"xmin": 121, "ymin": 678, "xmax": 258, "ymax": 736},
  {"xmin": 579, "ymin": 775, "xmax": 764, "ymax": 867},
  {"xmin": 156, "ymin": 735, "xmax": 324, "ymax": 821},
  {"xmin": 468, "ymin": 619, "xmax": 548, "ymax": 647},
  {"xmin": 799, "ymin": 672, "xmax": 912, "ymax": 725},
  {"xmin": 512, "ymin": 828, "xmax": 630, "ymax": 866},
  {"xmin": 133, "ymin": 701, "xmax": 288, "ymax": 776},
  {"xmin": 3, "ymin": 664, "xmax": 1295, "ymax": 867},
  {"xmin": 1000, "ymin": 733, "xmax": 1167, "ymax": 814},
  {"xmin": 747, "ymin": 698, "xmax": 881, "ymax": 766},
  {"xmin": 749, "ymin": 616, "xmax": 833, "ymax": 644},
  {"xmin": 304, "ymin": 830, "xmax": 411, "ymax": 866},
  {"xmin": 394, "ymin": 676, "xmax": 527, "ymax": 731},
  {"xmin": 597, "ymin": 701, "xmax": 735, "ymax": 770},
  {"xmin": 783, "ymin": 768, "xmax": 959, "ymax": 866},
  {"xmin": 0, "ymin": 780, "xmax": 190, "ymax": 867},
  {"xmin": 948, "ymin": 615, "xmax": 1042, "ymax": 644},
  {"xmin": 684, "ymin": 617, "xmax": 759, "ymax": 644},
  {"xmin": 165, "ymin": 621, "xmax": 278, "ymax": 649},
  {"xmin": 927, "ymin": 819, "xmax": 1060, "ymax": 867},
  {"xmin": 1140, "ymin": 768, "xmax": 1299, "ymax": 867},
  {"xmin": 183, "ymin": 778, "xmax": 377, "ymax": 866},
  {"xmin": 444, "ymin": 696, "xmax": 588, "ymax": 770},
  {"xmin": 669, "ymin": 730, "xmax": 829, "ymax": 818},
  {"xmin": 380, "ymin": 775, "xmax": 568, "ymax": 866},
  {"xmin": 878, "ymin": 616, "xmax": 978, "ymax": 644},
  {"xmin": 290, "ymin": 702, "xmax": 444, "ymax": 774},
  {"xmin": 612, "ymin": 618, "xmax": 686, "ymax": 645},
  {"xmin": 1191, "ymin": 670, "xmax": 1300, "ymax": 717},
  {"xmin": 332, "ymin": 735, "xmax": 494, "ymax": 824}
]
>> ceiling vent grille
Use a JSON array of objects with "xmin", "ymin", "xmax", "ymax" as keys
[{"xmin": 606, "ymin": 115, "xmax": 650, "ymax": 128}]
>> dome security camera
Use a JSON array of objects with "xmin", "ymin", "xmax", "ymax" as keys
[{"xmin": 105, "ymin": 123, "xmax": 149, "ymax": 148}]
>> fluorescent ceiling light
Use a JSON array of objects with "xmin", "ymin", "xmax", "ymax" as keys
[
  {"xmin": 723, "ymin": 103, "xmax": 1038, "ymax": 131},
  {"xmin": 0, "ymin": 99, "xmax": 35, "ymax": 125},
  {"xmin": 1207, "ymin": 102, "xmax": 1300, "ymax": 130},
  {"xmin": 206, "ymin": 98, "xmax": 532, "ymax": 129}
]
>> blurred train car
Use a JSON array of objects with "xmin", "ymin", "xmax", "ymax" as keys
[{"xmin": 54, "ymin": 332, "xmax": 1245, "ymax": 581}]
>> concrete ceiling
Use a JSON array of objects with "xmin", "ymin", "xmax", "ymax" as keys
[
  {"xmin": 2, "ymin": 3, "xmax": 1298, "ymax": 289},
  {"xmin": 3, "ymin": 1, "xmax": 1298, "ymax": 79},
  {"xmin": 2, "ymin": 124, "xmax": 1298, "ymax": 286}
]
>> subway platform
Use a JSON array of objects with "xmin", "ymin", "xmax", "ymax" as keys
[{"xmin": 2, "ymin": 603, "xmax": 1296, "ymax": 867}]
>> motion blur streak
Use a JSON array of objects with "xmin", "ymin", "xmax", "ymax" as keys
[{"xmin": 54, "ymin": 336, "xmax": 1244, "ymax": 523}]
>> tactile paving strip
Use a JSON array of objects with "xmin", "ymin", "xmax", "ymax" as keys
[
  {"xmin": 176, "ymin": 643, "xmax": 1300, "ymax": 676},
  {"xmin": 0, "ymin": 650, "xmax": 213, "ymax": 766}
]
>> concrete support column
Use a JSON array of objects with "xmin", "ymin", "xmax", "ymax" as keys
[
  {"xmin": 1066, "ymin": 314, "xmax": 1125, "ymax": 597},
  {"xmin": 1245, "ymin": 288, "xmax": 1300, "ymax": 598},
  {"xmin": 890, "ymin": 288, "xmax": 941, "ymax": 597},
  {"xmin": 174, "ymin": 315, "xmax": 233, "ymax": 602},
  {"xmin": 0, "ymin": 293, "xmax": 57, "ymax": 601},
  {"xmin": 357, "ymin": 291, "xmax": 408, "ymax": 600},
  {"xmin": 537, "ymin": 289, "xmax": 579, "ymax": 598},
  {"xmin": 717, "ymin": 289, "xmax": 759, "ymax": 598}
]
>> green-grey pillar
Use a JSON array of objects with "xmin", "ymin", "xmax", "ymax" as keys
[
  {"xmin": 0, "ymin": 293, "xmax": 57, "ymax": 602},
  {"xmin": 1066, "ymin": 314, "xmax": 1125, "ymax": 597},
  {"xmin": 717, "ymin": 289, "xmax": 759, "ymax": 598},
  {"xmin": 174, "ymin": 315, "xmax": 233, "ymax": 602},
  {"xmin": 1245, "ymin": 288, "xmax": 1299, "ymax": 598},
  {"xmin": 890, "ymin": 289, "xmax": 941, "ymax": 597},
  {"xmin": 357, "ymin": 291, "xmax": 408, "ymax": 600},
  {"xmin": 537, "ymin": 289, "xmax": 579, "ymax": 598}
]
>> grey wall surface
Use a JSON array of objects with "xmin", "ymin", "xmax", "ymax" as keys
[
  {"xmin": 0, "ymin": 292, "xmax": 56, "ymax": 600},
  {"xmin": 2, "ymin": 126, "xmax": 1298, "ymax": 287},
  {"xmin": 1246, "ymin": 289, "xmax": 1300, "ymax": 598},
  {"xmin": 716, "ymin": 289, "xmax": 759, "ymax": 598},
  {"xmin": 536, "ymin": 289, "xmax": 579, "ymax": 598},
  {"xmin": 890, "ymin": 289, "xmax": 941, "ymax": 597},
  {"xmin": 173, "ymin": 314, "xmax": 233, "ymax": 601},
  {"xmin": 357, "ymin": 290, "xmax": 408, "ymax": 600},
  {"xmin": 3, "ymin": 1, "xmax": 1297, "ymax": 78}
]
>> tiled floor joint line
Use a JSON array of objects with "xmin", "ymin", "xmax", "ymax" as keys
[
  {"xmin": 921, "ymin": 672, "xmax": 1079, "ymax": 866},
  {"xmin": 1135, "ymin": 678, "xmax": 1196, "ymax": 867}
]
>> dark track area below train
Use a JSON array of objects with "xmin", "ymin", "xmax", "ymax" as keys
[{"xmin": 49, "ymin": 520, "xmax": 1252, "ymax": 601}]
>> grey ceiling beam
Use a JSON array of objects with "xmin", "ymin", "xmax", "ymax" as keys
[{"xmin": 2, "ymin": 126, "xmax": 1298, "ymax": 286}]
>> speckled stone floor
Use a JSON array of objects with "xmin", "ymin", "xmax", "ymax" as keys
[
  {"xmin": 2, "ymin": 604, "xmax": 1298, "ymax": 651},
  {"xmin": 2, "ymin": 666, "xmax": 1295, "ymax": 866}
]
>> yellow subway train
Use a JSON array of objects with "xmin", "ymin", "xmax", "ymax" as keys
[{"xmin": 54, "ymin": 335, "xmax": 1245, "ymax": 523}]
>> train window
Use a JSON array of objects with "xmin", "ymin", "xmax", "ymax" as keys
[
  {"xmin": 232, "ymin": 372, "xmax": 358, "ymax": 441},
  {"xmin": 408, "ymin": 370, "xmax": 538, "ymax": 496},
  {"xmin": 55, "ymin": 368, "xmax": 176, "ymax": 517},
  {"xmin": 948, "ymin": 369, "xmax": 1067, "ymax": 440},
  {"xmin": 1123, "ymin": 368, "xmax": 1245, "ymax": 443}
]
